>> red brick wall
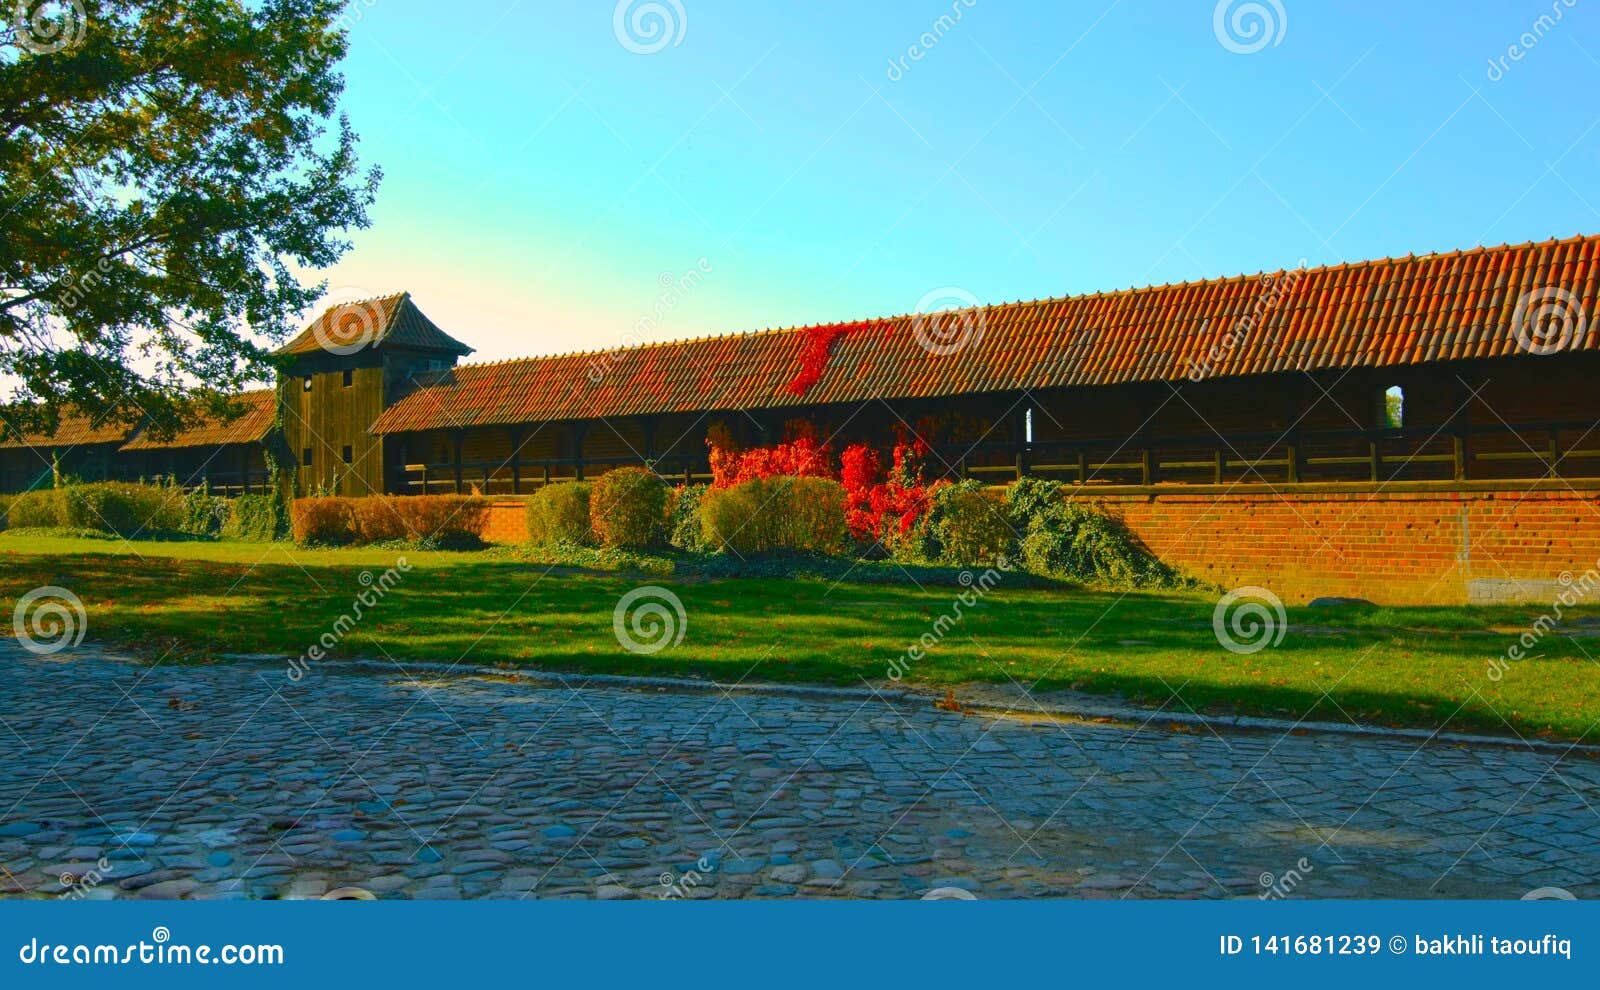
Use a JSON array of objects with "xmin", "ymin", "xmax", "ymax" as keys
[
  {"xmin": 481, "ymin": 500, "xmax": 530, "ymax": 544},
  {"xmin": 1080, "ymin": 487, "xmax": 1600, "ymax": 605},
  {"xmin": 478, "ymin": 488, "xmax": 1598, "ymax": 605}
]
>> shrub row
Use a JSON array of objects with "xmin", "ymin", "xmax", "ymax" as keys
[
  {"xmin": 290, "ymin": 495, "xmax": 490, "ymax": 547},
  {"xmin": 525, "ymin": 468, "xmax": 678, "ymax": 550},
  {"xmin": 0, "ymin": 483, "xmax": 290, "ymax": 542},
  {"xmin": 699, "ymin": 476, "xmax": 846, "ymax": 556}
]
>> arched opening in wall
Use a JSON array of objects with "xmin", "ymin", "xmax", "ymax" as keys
[{"xmin": 1382, "ymin": 385, "xmax": 1404, "ymax": 429}]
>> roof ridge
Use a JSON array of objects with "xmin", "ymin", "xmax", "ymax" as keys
[{"xmin": 434, "ymin": 233, "xmax": 1599, "ymax": 370}]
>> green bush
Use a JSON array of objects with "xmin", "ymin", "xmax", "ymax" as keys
[
  {"xmin": 61, "ymin": 482, "xmax": 185, "ymax": 536},
  {"xmin": 668, "ymin": 484, "xmax": 710, "ymax": 553},
  {"xmin": 180, "ymin": 488, "xmax": 227, "ymax": 536},
  {"xmin": 927, "ymin": 480, "xmax": 1014, "ymax": 567},
  {"xmin": 526, "ymin": 482, "xmax": 594, "ymax": 545},
  {"xmin": 0, "ymin": 494, "xmax": 10, "ymax": 531},
  {"xmin": 223, "ymin": 494, "xmax": 282, "ymax": 542},
  {"xmin": 589, "ymin": 467, "xmax": 669, "ymax": 549},
  {"xmin": 7, "ymin": 489, "xmax": 65, "ymax": 528},
  {"xmin": 1005, "ymin": 476, "xmax": 1064, "ymax": 531},
  {"xmin": 700, "ymin": 476, "xmax": 846, "ymax": 556}
]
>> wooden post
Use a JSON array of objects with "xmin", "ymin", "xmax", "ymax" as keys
[
  {"xmin": 1549, "ymin": 428, "xmax": 1561, "ymax": 476},
  {"xmin": 1077, "ymin": 448, "xmax": 1087, "ymax": 486},
  {"xmin": 1213, "ymin": 448, "xmax": 1223, "ymax": 485},
  {"xmin": 508, "ymin": 426, "xmax": 523, "ymax": 494},
  {"xmin": 1368, "ymin": 435, "xmax": 1381, "ymax": 483},
  {"xmin": 642, "ymin": 416, "xmax": 659, "ymax": 465},
  {"xmin": 451, "ymin": 430, "xmax": 464, "ymax": 494},
  {"xmin": 1140, "ymin": 447, "xmax": 1153, "ymax": 487},
  {"xmin": 572, "ymin": 422, "xmax": 588, "ymax": 482},
  {"xmin": 1285, "ymin": 433, "xmax": 1300, "ymax": 485}
]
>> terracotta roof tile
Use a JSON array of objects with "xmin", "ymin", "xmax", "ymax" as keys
[
  {"xmin": 0, "ymin": 410, "xmax": 136, "ymax": 449},
  {"xmin": 275, "ymin": 292, "xmax": 474, "ymax": 357},
  {"xmin": 120, "ymin": 390, "xmax": 277, "ymax": 450},
  {"xmin": 353, "ymin": 236, "xmax": 1600, "ymax": 435}
]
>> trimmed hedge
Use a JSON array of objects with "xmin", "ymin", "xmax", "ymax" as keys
[
  {"xmin": 700, "ymin": 476, "xmax": 847, "ymax": 556},
  {"xmin": 926, "ymin": 480, "xmax": 1014, "ymax": 567},
  {"xmin": 526, "ymin": 482, "xmax": 594, "ymax": 546},
  {"xmin": 290, "ymin": 495, "xmax": 490, "ymax": 547},
  {"xmin": 589, "ymin": 467, "xmax": 668, "ymax": 549},
  {"xmin": 63, "ymin": 482, "xmax": 190, "ymax": 536},
  {"xmin": 290, "ymin": 497, "xmax": 355, "ymax": 545}
]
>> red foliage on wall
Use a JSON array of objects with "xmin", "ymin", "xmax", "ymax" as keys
[
  {"xmin": 840, "ymin": 438, "xmax": 942, "ymax": 542},
  {"xmin": 708, "ymin": 435, "xmax": 836, "ymax": 488},
  {"xmin": 785, "ymin": 321, "xmax": 885, "ymax": 397}
]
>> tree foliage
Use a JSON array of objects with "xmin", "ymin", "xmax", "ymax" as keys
[{"xmin": 0, "ymin": 0, "xmax": 379, "ymax": 438}]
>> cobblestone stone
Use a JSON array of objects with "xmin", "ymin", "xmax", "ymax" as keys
[{"xmin": 1, "ymin": 643, "xmax": 1598, "ymax": 899}]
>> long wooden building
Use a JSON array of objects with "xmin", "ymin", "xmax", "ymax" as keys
[{"xmin": 5, "ymin": 234, "xmax": 1600, "ymax": 603}]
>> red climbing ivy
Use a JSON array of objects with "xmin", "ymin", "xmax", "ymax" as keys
[
  {"xmin": 840, "ymin": 437, "xmax": 943, "ymax": 543},
  {"xmin": 707, "ymin": 423, "xmax": 945, "ymax": 546},
  {"xmin": 708, "ymin": 435, "xmax": 835, "ymax": 488},
  {"xmin": 785, "ymin": 320, "xmax": 886, "ymax": 396}
]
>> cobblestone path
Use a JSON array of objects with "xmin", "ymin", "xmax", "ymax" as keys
[{"xmin": 2, "ymin": 642, "xmax": 1597, "ymax": 900}]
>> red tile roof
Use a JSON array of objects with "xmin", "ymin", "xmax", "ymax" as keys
[
  {"xmin": 120, "ymin": 390, "xmax": 277, "ymax": 450},
  {"xmin": 275, "ymin": 292, "xmax": 474, "ymax": 357},
  {"xmin": 0, "ymin": 410, "xmax": 137, "ymax": 449},
  {"xmin": 369, "ymin": 235, "xmax": 1600, "ymax": 436}
]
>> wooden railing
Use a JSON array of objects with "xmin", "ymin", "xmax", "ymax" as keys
[
  {"xmin": 387, "ymin": 419, "xmax": 1600, "ymax": 495},
  {"xmin": 394, "ymin": 453, "xmax": 715, "ymax": 495},
  {"xmin": 105, "ymin": 469, "xmax": 274, "ymax": 497},
  {"xmin": 936, "ymin": 418, "xmax": 1600, "ymax": 488}
]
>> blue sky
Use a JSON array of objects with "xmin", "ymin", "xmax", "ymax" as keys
[{"xmin": 316, "ymin": 0, "xmax": 1600, "ymax": 362}]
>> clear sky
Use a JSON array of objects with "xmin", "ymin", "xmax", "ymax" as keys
[{"xmin": 313, "ymin": 0, "xmax": 1600, "ymax": 363}]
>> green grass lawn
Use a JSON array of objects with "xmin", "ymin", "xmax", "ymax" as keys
[{"xmin": 3, "ymin": 531, "xmax": 1599, "ymax": 742}]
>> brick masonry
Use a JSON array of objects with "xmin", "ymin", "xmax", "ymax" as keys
[
  {"xmin": 482, "ymin": 501, "xmax": 530, "ymax": 545},
  {"xmin": 1082, "ymin": 487, "xmax": 1600, "ymax": 605},
  {"xmin": 479, "ymin": 488, "xmax": 1600, "ymax": 605}
]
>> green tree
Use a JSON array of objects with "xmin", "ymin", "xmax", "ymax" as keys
[{"xmin": 0, "ymin": 0, "xmax": 379, "ymax": 438}]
